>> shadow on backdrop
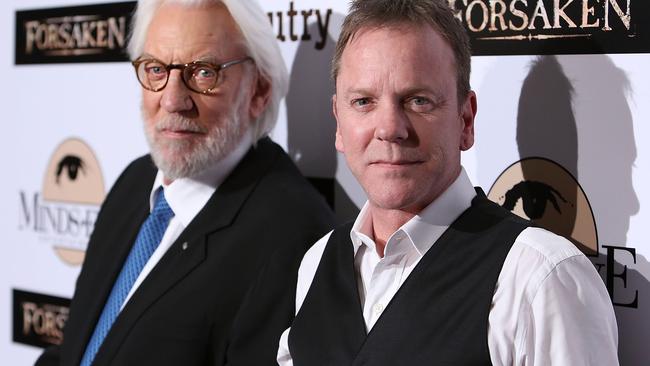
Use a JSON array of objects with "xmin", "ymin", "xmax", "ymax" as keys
[
  {"xmin": 286, "ymin": 18, "xmax": 358, "ymax": 224},
  {"xmin": 518, "ymin": 56, "xmax": 578, "ymax": 175},
  {"xmin": 558, "ymin": 54, "xmax": 645, "ymax": 366},
  {"xmin": 474, "ymin": 48, "xmax": 647, "ymax": 365},
  {"xmin": 515, "ymin": 54, "xmax": 647, "ymax": 365},
  {"xmin": 515, "ymin": 56, "xmax": 583, "ymax": 251}
]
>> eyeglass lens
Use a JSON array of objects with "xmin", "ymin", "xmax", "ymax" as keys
[{"xmin": 136, "ymin": 60, "xmax": 220, "ymax": 93}]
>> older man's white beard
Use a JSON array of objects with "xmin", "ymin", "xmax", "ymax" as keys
[{"xmin": 143, "ymin": 113, "xmax": 247, "ymax": 181}]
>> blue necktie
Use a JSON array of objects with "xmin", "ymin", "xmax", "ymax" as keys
[{"xmin": 80, "ymin": 189, "xmax": 174, "ymax": 366}]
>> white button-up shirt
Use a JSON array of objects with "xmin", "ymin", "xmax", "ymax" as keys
[{"xmin": 278, "ymin": 168, "xmax": 619, "ymax": 366}]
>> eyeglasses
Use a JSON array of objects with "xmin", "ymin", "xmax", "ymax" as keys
[{"xmin": 131, "ymin": 56, "xmax": 253, "ymax": 94}]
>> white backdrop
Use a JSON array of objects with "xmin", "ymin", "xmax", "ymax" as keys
[{"xmin": 2, "ymin": 0, "xmax": 648, "ymax": 365}]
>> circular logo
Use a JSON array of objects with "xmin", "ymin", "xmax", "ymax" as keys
[
  {"xmin": 42, "ymin": 138, "xmax": 105, "ymax": 265},
  {"xmin": 488, "ymin": 157, "xmax": 598, "ymax": 255}
]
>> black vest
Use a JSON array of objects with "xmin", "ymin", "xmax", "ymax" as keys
[{"xmin": 288, "ymin": 190, "xmax": 530, "ymax": 366}]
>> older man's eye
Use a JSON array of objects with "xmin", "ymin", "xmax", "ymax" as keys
[
  {"xmin": 195, "ymin": 67, "xmax": 217, "ymax": 79},
  {"xmin": 144, "ymin": 62, "xmax": 167, "ymax": 81}
]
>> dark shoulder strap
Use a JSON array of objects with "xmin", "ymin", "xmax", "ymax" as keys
[{"xmin": 288, "ymin": 222, "xmax": 367, "ymax": 365}]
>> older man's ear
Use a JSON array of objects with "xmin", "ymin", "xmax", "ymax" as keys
[{"xmin": 249, "ymin": 74, "xmax": 271, "ymax": 121}]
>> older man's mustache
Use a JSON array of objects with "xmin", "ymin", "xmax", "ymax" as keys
[{"xmin": 154, "ymin": 115, "xmax": 208, "ymax": 134}]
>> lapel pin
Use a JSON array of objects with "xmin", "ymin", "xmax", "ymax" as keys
[{"xmin": 182, "ymin": 242, "xmax": 189, "ymax": 250}]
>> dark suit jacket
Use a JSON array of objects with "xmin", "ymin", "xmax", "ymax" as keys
[{"xmin": 36, "ymin": 138, "xmax": 336, "ymax": 366}]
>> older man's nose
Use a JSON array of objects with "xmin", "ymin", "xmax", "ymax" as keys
[{"xmin": 161, "ymin": 70, "xmax": 193, "ymax": 113}]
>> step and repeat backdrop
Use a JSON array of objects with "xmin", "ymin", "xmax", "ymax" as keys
[{"xmin": 1, "ymin": 0, "xmax": 649, "ymax": 364}]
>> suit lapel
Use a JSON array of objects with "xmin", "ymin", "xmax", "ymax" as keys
[
  {"xmin": 67, "ymin": 158, "xmax": 156, "ymax": 366},
  {"xmin": 93, "ymin": 138, "xmax": 281, "ymax": 364}
]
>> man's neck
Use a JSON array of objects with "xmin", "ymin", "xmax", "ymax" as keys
[
  {"xmin": 365, "ymin": 170, "xmax": 461, "ymax": 256},
  {"xmin": 368, "ymin": 207, "xmax": 417, "ymax": 258}
]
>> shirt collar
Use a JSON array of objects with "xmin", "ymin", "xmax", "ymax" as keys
[
  {"xmin": 350, "ymin": 203, "xmax": 373, "ymax": 256},
  {"xmin": 148, "ymin": 131, "xmax": 253, "ymax": 227},
  {"xmin": 350, "ymin": 167, "xmax": 476, "ymax": 258}
]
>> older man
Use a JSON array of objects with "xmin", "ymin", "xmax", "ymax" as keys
[
  {"xmin": 277, "ymin": 0, "xmax": 618, "ymax": 365},
  {"xmin": 35, "ymin": 0, "xmax": 334, "ymax": 365}
]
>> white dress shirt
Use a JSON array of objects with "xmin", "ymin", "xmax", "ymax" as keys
[
  {"xmin": 119, "ymin": 132, "xmax": 253, "ymax": 311},
  {"xmin": 277, "ymin": 168, "xmax": 619, "ymax": 366}
]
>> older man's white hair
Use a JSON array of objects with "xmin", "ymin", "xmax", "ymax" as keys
[{"xmin": 127, "ymin": 0, "xmax": 289, "ymax": 142}]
